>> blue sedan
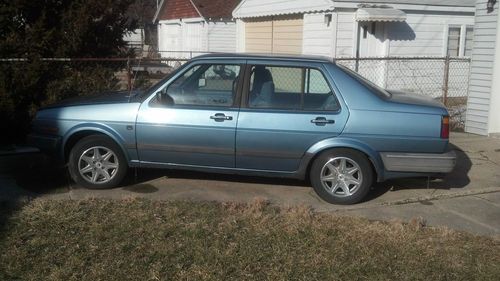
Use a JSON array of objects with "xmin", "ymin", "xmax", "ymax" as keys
[{"xmin": 29, "ymin": 54, "xmax": 456, "ymax": 204}]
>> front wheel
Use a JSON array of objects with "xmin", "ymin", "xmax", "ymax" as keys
[
  {"xmin": 68, "ymin": 135, "xmax": 128, "ymax": 189},
  {"xmin": 310, "ymin": 148, "xmax": 373, "ymax": 205}
]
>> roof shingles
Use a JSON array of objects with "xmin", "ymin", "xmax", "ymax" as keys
[{"xmin": 191, "ymin": 0, "xmax": 241, "ymax": 19}]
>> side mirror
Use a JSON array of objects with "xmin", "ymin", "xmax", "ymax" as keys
[{"xmin": 156, "ymin": 91, "xmax": 174, "ymax": 106}]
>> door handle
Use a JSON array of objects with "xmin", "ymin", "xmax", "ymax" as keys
[
  {"xmin": 311, "ymin": 117, "xmax": 335, "ymax": 126},
  {"xmin": 210, "ymin": 113, "xmax": 233, "ymax": 122}
]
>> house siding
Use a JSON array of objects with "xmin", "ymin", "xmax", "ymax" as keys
[
  {"xmin": 336, "ymin": 10, "xmax": 356, "ymax": 57},
  {"xmin": 465, "ymin": 0, "xmax": 499, "ymax": 135},
  {"xmin": 382, "ymin": 11, "xmax": 474, "ymax": 99},
  {"xmin": 236, "ymin": 2, "xmax": 475, "ymax": 59},
  {"xmin": 159, "ymin": 20, "xmax": 237, "ymax": 56},
  {"xmin": 328, "ymin": 9, "xmax": 474, "ymax": 58},
  {"xmin": 388, "ymin": 12, "xmax": 474, "ymax": 57},
  {"xmin": 182, "ymin": 21, "xmax": 205, "ymax": 53},
  {"xmin": 207, "ymin": 22, "xmax": 237, "ymax": 52},
  {"xmin": 158, "ymin": 22, "xmax": 183, "ymax": 57},
  {"xmin": 302, "ymin": 13, "xmax": 335, "ymax": 57}
]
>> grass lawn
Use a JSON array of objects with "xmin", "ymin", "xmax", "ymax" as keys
[{"xmin": 0, "ymin": 199, "xmax": 499, "ymax": 281}]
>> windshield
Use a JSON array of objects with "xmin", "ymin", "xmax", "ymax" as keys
[{"xmin": 337, "ymin": 64, "xmax": 392, "ymax": 99}]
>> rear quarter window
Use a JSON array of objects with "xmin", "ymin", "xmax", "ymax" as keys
[{"xmin": 337, "ymin": 64, "xmax": 392, "ymax": 99}]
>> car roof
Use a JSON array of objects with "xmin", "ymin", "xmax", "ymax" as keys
[{"xmin": 194, "ymin": 53, "xmax": 334, "ymax": 64}]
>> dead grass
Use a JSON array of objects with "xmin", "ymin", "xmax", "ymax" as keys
[{"xmin": 0, "ymin": 198, "xmax": 499, "ymax": 281}]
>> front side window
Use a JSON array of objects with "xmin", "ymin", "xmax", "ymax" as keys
[
  {"xmin": 248, "ymin": 65, "xmax": 339, "ymax": 111},
  {"xmin": 162, "ymin": 64, "xmax": 240, "ymax": 107}
]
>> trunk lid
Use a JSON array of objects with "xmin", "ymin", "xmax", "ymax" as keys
[{"xmin": 387, "ymin": 90, "xmax": 446, "ymax": 109}]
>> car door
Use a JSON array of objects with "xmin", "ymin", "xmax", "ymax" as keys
[
  {"xmin": 136, "ymin": 60, "xmax": 244, "ymax": 168},
  {"xmin": 235, "ymin": 61, "xmax": 349, "ymax": 172}
]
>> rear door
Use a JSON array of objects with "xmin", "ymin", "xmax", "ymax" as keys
[{"xmin": 235, "ymin": 60, "xmax": 348, "ymax": 172}]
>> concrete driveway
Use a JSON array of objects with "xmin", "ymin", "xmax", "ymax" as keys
[{"xmin": 1, "ymin": 132, "xmax": 499, "ymax": 236}]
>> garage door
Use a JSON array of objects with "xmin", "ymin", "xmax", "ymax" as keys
[
  {"xmin": 245, "ymin": 15, "xmax": 303, "ymax": 54},
  {"xmin": 245, "ymin": 18, "xmax": 273, "ymax": 53},
  {"xmin": 184, "ymin": 22, "xmax": 204, "ymax": 54}
]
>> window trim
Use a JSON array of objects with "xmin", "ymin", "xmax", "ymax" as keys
[
  {"xmin": 463, "ymin": 26, "xmax": 474, "ymax": 57},
  {"xmin": 240, "ymin": 63, "xmax": 341, "ymax": 113},
  {"xmin": 444, "ymin": 24, "xmax": 474, "ymax": 57},
  {"xmin": 148, "ymin": 62, "xmax": 245, "ymax": 109}
]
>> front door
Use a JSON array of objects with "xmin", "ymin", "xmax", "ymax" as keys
[
  {"xmin": 235, "ymin": 62, "xmax": 349, "ymax": 172},
  {"xmin": 136, "ymin": 61, "xmax": 243, "ymax": 168}
]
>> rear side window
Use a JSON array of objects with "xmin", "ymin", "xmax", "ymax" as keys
[{"xmin": 248, "ymin": 65, "xmax": 339, "ymax": 111}]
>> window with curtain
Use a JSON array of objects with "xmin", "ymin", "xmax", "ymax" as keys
[
  {"xmin": 447, "ymin": 27, "xmax": 461, "ymax": 57},
  {"xmin": 447, "ymin": 26, "xmax": 474, "ymax": 57},
  {"xmin": 464, "ymin": 27, "xmax": 474, "ymax": 57}
]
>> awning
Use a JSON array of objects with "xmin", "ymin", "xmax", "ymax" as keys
[
  {"xmin": 355, "ymin": 8, "xmax": 407, "ymax": 22},
  {"xmin": 232, "ymin": 0, "xmax": 334, "ymax": 19}
]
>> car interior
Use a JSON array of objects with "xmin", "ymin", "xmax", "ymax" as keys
[
  {"xmin": 249, "ymin": 65, "xmax": 340, "ymax": 111},
  {"xmin": 156, "ymin": 63, "xmax": 339, "ymax": 111}
]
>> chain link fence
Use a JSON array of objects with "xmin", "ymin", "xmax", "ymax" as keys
[
  {"xmin": 336, "ymin": 57, "xmax": 470, "ymax": 130},
  {"xmin": 0, "ymin": 56, "xmax": 470, "ymax": 137}
]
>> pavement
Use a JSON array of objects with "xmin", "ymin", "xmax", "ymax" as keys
[{"xmin": 1, "ymin": 132, "xmax": 499, "ymax": 236}]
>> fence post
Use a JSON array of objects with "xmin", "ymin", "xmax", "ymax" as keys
[
  {"xmin": 126, "ymin": 57, "xmax": 132, "ymax": 91},
  {"xmin": 442, "ymin": 56, "xmax": 450, "ymax": 106}
]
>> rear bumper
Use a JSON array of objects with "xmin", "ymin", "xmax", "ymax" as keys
[{"xmin": 380, "ymin": 150, "xmax": 456, "ymax": 173}]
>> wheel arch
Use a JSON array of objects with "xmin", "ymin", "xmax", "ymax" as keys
[
  {"xmin": 299, "ymin": 138, "xmax": 385, "ymax": 182},
  {"xmin": 62, "ymin": 124, "xmax": 130, "ymax": 164}
]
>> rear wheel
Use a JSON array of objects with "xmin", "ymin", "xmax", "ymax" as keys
[
  {"xmin": 68, "ymin": 135, "xmax": 128, "ymax": 189},
  {"xmin": 310, "ymin": 148, "xmax": 373, "ymax": 205}
]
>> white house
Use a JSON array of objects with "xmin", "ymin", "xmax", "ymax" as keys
[
  {"xmin": 465, "ymin": 0, "xmax": 500, "ymax": 136},
  {"xmin": 153, "ymin": 0, "xmax": 241, "ymax": 58},
  {"xmin": 232, "ymin": 0, "xmax": 475, "ymax": 100},
  {"xmin": 123, "ymin": 0, "xmax": 159, "ymax": 57},
  {"xmin": 233, "ymin": 0, "xmax": 475, "ymax": 58}
]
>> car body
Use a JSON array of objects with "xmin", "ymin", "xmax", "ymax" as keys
[{"xmin": 29, "ymin": 54, "xmax": 456, "ymax": 204}]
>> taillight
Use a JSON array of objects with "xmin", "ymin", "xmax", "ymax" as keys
[{"xmin": 441, "ymin": 116, "xmax": 450, "ymax": 139}]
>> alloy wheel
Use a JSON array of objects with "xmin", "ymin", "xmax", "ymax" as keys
[
  {"xmin": 320, "ymin": 157, "xmax": 363, "ymax": 197},
  {"xmin": 78, "ymin": 146, "xmax": 119, "ymax": 184}
]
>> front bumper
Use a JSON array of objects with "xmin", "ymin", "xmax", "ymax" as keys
[
  {"xmin": 27, "ymin": 133, "xmax": 62, "ymax": 158},
  {"xmin": 380, "ymin": 150, "xmax": 456, "ymax": 173}
]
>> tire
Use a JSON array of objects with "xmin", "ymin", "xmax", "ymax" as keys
[
  {"xmin": 310, "ymin": 148, "xmax": 373, "ymax": 205},
  {"xmin": 68, "ymin": 135, "xmax": 128, "ymax": 189}
]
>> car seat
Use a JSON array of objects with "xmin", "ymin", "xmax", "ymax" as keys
[{"xmin": 249, "ymin": 66, "xmax": 275, "ymax": 107}]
